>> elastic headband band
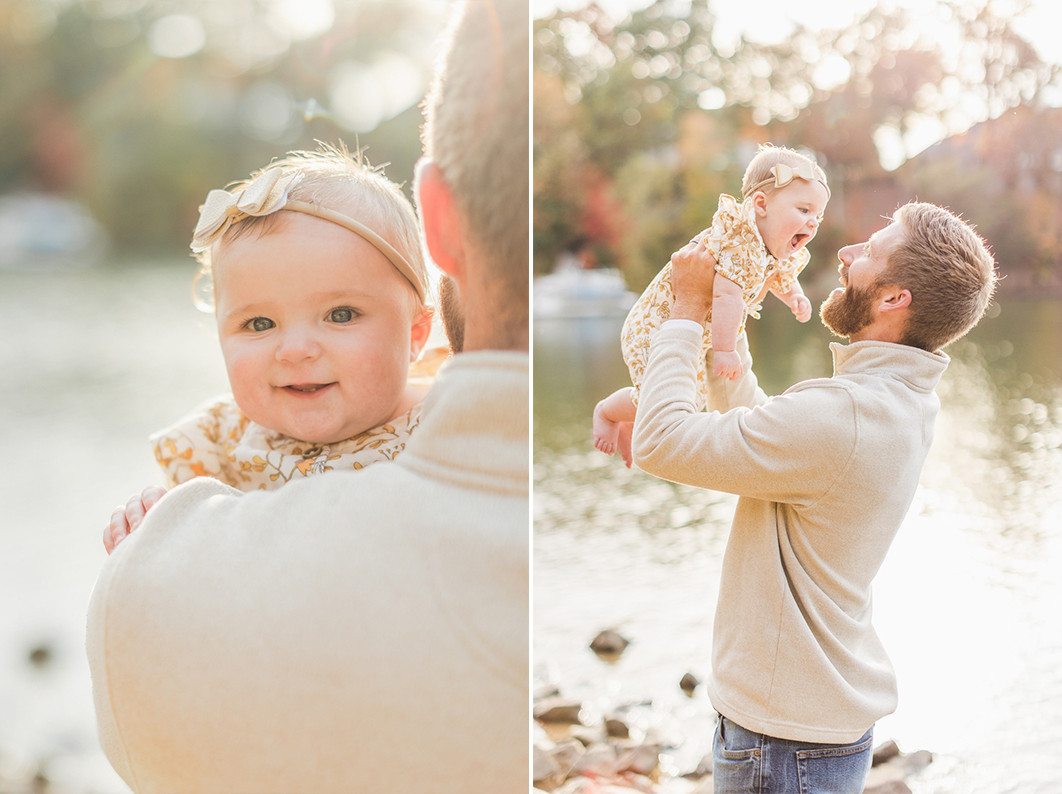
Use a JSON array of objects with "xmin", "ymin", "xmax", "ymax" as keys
[
  {"xmin": 191, "ymin": 168, "xmax": 426, "ymax": 303},
  {"xmin": 282, "ymin": 201, "xmax": 425, "ymax": 302}
]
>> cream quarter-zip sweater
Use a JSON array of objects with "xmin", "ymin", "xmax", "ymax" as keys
[
  {"xmin": 632, "ymin": 328, "xmax": 948, "ymax": 743},
  {"xmin": 87, "ymin": 352, "xmax": 529, "ymax": 794}
]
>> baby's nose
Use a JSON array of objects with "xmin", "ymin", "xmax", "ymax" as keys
[{"xmin": 275, "ymin": 329, "xmax": 321, "ymax": 362}]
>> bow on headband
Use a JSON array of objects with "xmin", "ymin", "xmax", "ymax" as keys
[
  {"xmin": 748, "ymin": 161, "xmax": 830, "ymax": 199},
  {"xmin": 192, "ymin": 168, "xmax": 302, "ymax": 251},
  {"xmin": 191, "ymin": 168, "xmax": 426, "ymax": 302}
]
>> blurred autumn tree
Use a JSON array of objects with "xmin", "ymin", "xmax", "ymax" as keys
[
  {"xmin": 534, "ymin": 0, "xmax": 1062, "ymax": 296},
  {"xmin": 0, "ymin": 0, "xmax": 443, "ymax": 255}
]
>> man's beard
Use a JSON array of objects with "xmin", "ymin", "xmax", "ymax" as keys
[
  {"xmin": 820, "ymin": 281, "xmax": 878, "ymax": 338},
  {"xmin": 438, "ymin": 275, "xmax": 465, "ymax": 354}
]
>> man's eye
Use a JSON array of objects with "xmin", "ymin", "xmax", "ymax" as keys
[
  {"xmin": 329, "ymin": 308, "xmax": 356, "ymax": 323},
  {"xmin": 249, "ymin": 317, "xmax": 275, "ymax": 332}
]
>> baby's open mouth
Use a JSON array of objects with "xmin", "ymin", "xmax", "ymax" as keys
[{"xmin": 792, "ymin": 233, "xmax": 809, "ymax": 248}]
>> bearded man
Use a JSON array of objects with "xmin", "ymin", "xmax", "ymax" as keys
[{"xmin": 631, "ymin": 202, "xmax": 996, "ymax": 794}]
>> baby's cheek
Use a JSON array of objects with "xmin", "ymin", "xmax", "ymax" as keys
[{"xmin": 223, "ymin": 350, "xmax": 266, "ymax": 402}]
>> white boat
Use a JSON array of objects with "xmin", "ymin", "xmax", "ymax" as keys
[
  {"xmin": 0, "ymin": 193, "xmax": 107, "ymax": 270},
  {"xmin": 533, "ymin": 260, "xmax": 637, "ymax": 320}
]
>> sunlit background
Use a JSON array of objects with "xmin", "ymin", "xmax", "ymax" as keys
[
  {"xmin": 0, "ymin": 1, "xmax": 449, "ymax": 791},
  {"xmin": 533, "ymin": 1, "xmax": 1062, "ymax": 792}
]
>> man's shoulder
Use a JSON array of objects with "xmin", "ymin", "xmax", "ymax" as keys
[
  {"xmin": 777, "ymin": 375, "xmax": 859, "ymax": 407},
  {"xmin": 759, "ymin": 377, "xmax": 861, "ymax": 444}
]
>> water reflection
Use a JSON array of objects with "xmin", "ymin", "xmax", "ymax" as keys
[{"xmin": 534, "ymin": 299, "xmax": 1062, "ymax": 792}]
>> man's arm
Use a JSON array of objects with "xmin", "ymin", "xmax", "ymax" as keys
[
  {"xmin": 631, "ymin": 239, "xmax": 853, "ymax": 502},
  {"xmin": 666, "ymin": 236, "xmax": 768, "ymax": 412},
  {"xmin": 631, "ymin": 327, "xmax": 856, "ymax": 502}
]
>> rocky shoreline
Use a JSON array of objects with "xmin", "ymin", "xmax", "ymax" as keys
[{"xmin": 534, "ymin": 630, "xmax": 933, "ymax": 794}]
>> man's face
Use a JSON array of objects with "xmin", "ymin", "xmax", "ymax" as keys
[{"xmin": 820, "ymin": 221, "xmax": 905, "ymax": 339}]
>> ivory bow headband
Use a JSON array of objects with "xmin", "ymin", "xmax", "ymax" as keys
[
  {"xmin": 191, "ymin": 168, "xmax": 426, "ymax": 302},
  {"xmin": 747, "ymin": 161, "xmax": 831, "ymax": 199}
]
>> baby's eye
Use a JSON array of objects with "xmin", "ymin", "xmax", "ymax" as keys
[
  {"xmin": 247, "ymin": 317, "xmax": 275, "ymax": 332},
  {"xmin": 328, "ymin": 307, "xmax": 357, "ymax": 323}
]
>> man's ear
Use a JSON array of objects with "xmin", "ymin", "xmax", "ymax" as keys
[
  {"xmin": 878, "ymin": 287, "xmax": 912, "ymax": 313},
  {"xmin": 415, "ymin": 158, "xmax": 465, "ymax": 281}
]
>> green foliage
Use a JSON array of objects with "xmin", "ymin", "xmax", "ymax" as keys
[
  {"xmin": 534, "ymin": 0, "xmax": 1062, "ymax": 296},
  {"xmin": 0, "ymin": 0, "xmax": 439, "ymax": 255}
]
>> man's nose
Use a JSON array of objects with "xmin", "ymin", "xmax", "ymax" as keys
[{"xmin": 837, "ymin": 244, "xmax": 858, "ymax": 265}]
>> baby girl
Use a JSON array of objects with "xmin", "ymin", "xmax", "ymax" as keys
[
  {"xmin": 593, "ymin": 144, "xmax": 830, "ymax": 466},
  {"xmin": 105, "ymin": 145, "xmax": 433, "ymax": 550}
]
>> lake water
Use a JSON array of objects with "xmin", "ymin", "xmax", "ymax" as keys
[
  {"xmin": 533, "ymin": 298, "xmax": 1062, "ymax": 792},
  {"xmin": 0, "ymin": 263, "xmax": 234, "ymax": 790}
]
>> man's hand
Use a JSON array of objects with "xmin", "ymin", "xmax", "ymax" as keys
[
  {"xmin": 669, "ymin": 234, "xmax": 716, "ymax": 322},
  {"xmin": 712, "ymin": 349, "xmax": 743, "ymax": 381},
  {"xmin": 105, "ymin": 485, "xmax": 167, "ymax": 554}
]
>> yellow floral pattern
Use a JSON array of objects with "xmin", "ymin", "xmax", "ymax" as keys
[
  {"xmin": 151, "ymin": 396, "xmax": 421, "ymax": 491},
  {"xmin": 621, "ymin": 194, "xmax": 810, "ymax": 409}
]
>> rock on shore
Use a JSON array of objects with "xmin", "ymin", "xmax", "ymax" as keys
[{"xmin": 535, "ymin": 632, "xmax": 934, "ymax": 794}]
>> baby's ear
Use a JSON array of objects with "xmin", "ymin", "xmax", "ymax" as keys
[
  {"xmin": 751, "ymin": 191, "xmax": 770, "ymax": 217},
  {"xmin": 409, "ymin": 305, "xmax": 433, "ymax": 358}
]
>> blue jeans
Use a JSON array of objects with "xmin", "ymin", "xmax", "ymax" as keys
[{"xmin": 713, "ymin": 714, "xmax": 874, "ymax": 794}]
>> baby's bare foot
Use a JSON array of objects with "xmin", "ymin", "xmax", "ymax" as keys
[{"xmin": 593, "ymin": 401, "xmax": 620, "ymax": 455}]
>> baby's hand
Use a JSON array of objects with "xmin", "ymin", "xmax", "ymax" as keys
[
  {"xmin": 789, "ymin": 294, "xmax": 812, "ymax": 323},
  {"xmin": 713, "ymin": 349, "xmax": 743, "ymax": 381},
  {"xmin": 104, "ymin": 485, "xmax": 167, "ymax": 554}
]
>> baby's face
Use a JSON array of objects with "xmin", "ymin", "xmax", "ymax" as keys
[
  {"xmin": 754, "ymin": 179, "xmax": 829, "ymax": 261},
  {"xmin": 213, "ymin": 213, "xmax": 430, "ymax": 444}
]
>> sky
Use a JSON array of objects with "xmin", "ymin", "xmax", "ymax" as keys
[
  {"xmin": 532, "ymin": 0, "xmax": 1062, "ymax": 166},
  {"xmin": 532, "ymin": 0, "xmax": 1062, "ymax": 65}
]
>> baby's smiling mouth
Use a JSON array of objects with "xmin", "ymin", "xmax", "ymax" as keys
[{"xmin": 282, "ymin": 383, "xmax": 335, "ymax": 393}]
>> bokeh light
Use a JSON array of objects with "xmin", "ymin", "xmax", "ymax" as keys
[{"xmin": 147, "ymin": 13, "xmax": 205, "ymax": 59}]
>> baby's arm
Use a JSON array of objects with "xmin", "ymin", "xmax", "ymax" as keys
[
  {"xmin": 104, "ymin": 485, "xmax": 167, "ymax": 554},
  {"xmin": 711, "ymin": 274, "xmax": 746, "ymax": 381},
  {"xmin": 770, "ymin": 277, "xmax": 812, "ymax": 323},
  {"xmin": 593, "ymin": 387, "xmax": 637, "ymax": 467}
]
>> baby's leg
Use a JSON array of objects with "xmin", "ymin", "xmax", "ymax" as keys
[
  {"xmin": 593, "ymin": 387, "xmax": 636, "ymax": 456},
  {"xmin": 615, "ymin": 421, "xmax": 634, "ymax": 469}
]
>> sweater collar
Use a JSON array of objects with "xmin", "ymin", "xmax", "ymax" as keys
[
  {"xmin": 830, "ymin": 340, "xmax": 950, "ymax": 393},
  {"xmin": 399, "ymin": 350, "xmax": 529, "ymax": 495}
]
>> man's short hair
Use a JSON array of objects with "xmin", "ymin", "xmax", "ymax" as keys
[
  {"xmin": 421, "ymin": 0, "xmax": 528, "ymax": 316},
  {"xmin": 887, "ymin": 202, "xmax": 997, "ymax": 352}
]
